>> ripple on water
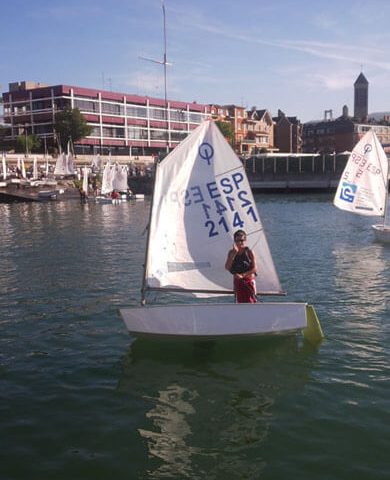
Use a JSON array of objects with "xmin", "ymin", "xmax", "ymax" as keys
[{"xmin": 0, "ymin": 197, "xmax": 389, "ymax": 479}]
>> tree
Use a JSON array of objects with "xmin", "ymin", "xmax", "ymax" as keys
[
  {"xmin": 0, "ymin": 125, "xmax": 9, "ymax": 150},
  {"xmin": 54, "ymin": 107, "xmax": 92, "ymax": 152},
  {"xmin": 215, "ymin": 120, "xmax": 235, "ymax": 146},
  {"xmin": 15, "ymin": 134, "xmax": 41, "ymax": 154}
]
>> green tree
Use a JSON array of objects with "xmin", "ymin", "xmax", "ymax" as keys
[
  {"xmin": 54, "ymin": 107, "xmax": 92, "ymax": 152},
  {"xmin": 215, "ymin": 120, "xmax": 235, "ymax": 146},
  {"xmin": 15, "ymin": 134, "xmax": 41, "ymax": 154},
  {"xmin": 0, "ymin": 126, "xmax": 8, "ymax": 150}
]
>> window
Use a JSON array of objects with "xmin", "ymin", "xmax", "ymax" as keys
[
  {"xmin": 188, "ymin": 113, "xmax": 202, "ymax": 123},
  {"xmin": 101, "ymin": 102, "xmax": 124, "ymax": 115},
  {"xmin": 170, "ymin": 109, "xmax": 187, "ymax": 122},
  {"xmin": 126, "ymin": 106, "xmax": 147, "ymax": 118},
  {"xmin": 34, "ymin": 124, "xmax": 52, "ymax": 134},
  {"xmin": 150, "ymin": 129, "xmax": 168, "ymax": 140},
  {"xmin": 102, "ymin": 126, "xmax": 124, "ymax": 138},
  {"xmin": 149, "ymin": 108, "xmax": 167, "ymax": 120},
  {"xmin": 32, "ymin": 100, "xmax": 51, "ymax": 111},
  {"xmin": 170, "ymin": 130, "xmax": 188, "ymax": 141},
  {"xmin": 74, "ymin": 99, "xmax": 99, "ymax": 113},
  {"xmin": 128, "ymin": 127, "xmax": 148, "ymax": 140}
]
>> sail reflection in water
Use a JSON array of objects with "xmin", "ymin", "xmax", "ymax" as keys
[
  {"xmin": 138, "ymin": 384, "xmax": 199, "ymax": 477},
  {"xmin": 119, "ymin": 337, "xmax": 311, "ymax": 478}
]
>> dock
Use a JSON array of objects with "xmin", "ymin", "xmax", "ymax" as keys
[{"xmin": 0, "ymin": 182, "xmax": 79, "ymax": 202}]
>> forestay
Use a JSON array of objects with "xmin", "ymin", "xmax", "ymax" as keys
[
  {"xmin": 145, "ymin": 120, "xmax": 283, "ymax": 297},
  {"xmin": 334, "ymin": 130, "xmax": 388, "ymax": 216}
]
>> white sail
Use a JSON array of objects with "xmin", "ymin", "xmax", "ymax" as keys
[
  {"xmin": 45, "ymin": 155, "xmax": 49, "ymax": 176},
  {"xmin": 101, "ymin": 162, "xmax": 114, "ymax": 195},
  {"xmin": 1, "ymin": 154, "xmax": 6, "ymax": 180},
  {"xmin": 82, "ymin": 166, "xmax": 88, "ymax": 194},
  {"xmin": 334, "ymin": 130, "xmax": 388, "ymax": 216},
  {"xmin": 112, "ymin": 165, "xmax": 128, "ymax": 192},
  {"xmin": 145, "ymin": 120, "xmax": 282, "ymax": 296},
  {"xmin": 54, "ymin": 153, "xmax": 67, "ymax": 175},
  {"xmin": 92, "ymin": 154, "xmax": 103, "ymax": 170},
  {"xmin": 33, "ymin": 156, "xmax": 38, "ymax": 180},
  {"xmin": 21, "ymin": 158, "xmax": 26, "ymax": 179},
  {"xmin": 66, "ymin": 154, "xmax": 75, "ymax": 175}
]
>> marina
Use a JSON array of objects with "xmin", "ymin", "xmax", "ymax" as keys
[
  {"xmin": 0, "ymin": 194, "xmax": 389, "ymax": 479},
  {"xmin": 1, "ymin": 1, "xmax": 390, "ymax": 478},
  {"xmin": 0, "ymin": 151, "xmax": 351, "ymax": 203}
]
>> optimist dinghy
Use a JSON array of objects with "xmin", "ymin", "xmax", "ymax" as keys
[
  {"xmin": 334, "ymin": 129, "xmax": 390, "ymax": 243},
  {"xmin": 120, "ymin": 120, "xmax": 323, "ymax": 344}
]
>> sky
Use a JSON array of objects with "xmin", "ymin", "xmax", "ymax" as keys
[{"xmin": 1, "ymin": 0, "xmax": 390, "ymax": 122}]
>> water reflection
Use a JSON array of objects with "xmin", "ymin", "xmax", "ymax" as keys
[
  {"xmin": 138, "ymin": 384, "xmax": 199, "ymax": 478},
  {"xmin": 332, "ymin": 245, "xmax": 389, "ymax": 318},
  {"xmin": 119, "ymin": 337, "xmax": 313, "ymax": 478}
]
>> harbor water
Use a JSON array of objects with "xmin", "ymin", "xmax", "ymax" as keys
[{"xmin": 0, "ymin": 194, "xmax": 389, "ymax": 479}]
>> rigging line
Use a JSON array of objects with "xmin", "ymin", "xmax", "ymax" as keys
[
  {"xmin": 214, "ymin": 165, "xmax": 244, "ymax": 178},
  {"xmin": 373, "ymin": 132, "xmax": 388, "ymax": 187}
]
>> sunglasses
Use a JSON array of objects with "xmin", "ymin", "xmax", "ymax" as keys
[{"xmin": 235, "ymin": 237, "xmax": 246, "ymax": 242}]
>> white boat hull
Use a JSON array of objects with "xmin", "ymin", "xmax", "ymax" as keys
[
  {"xmin": 120, "ymin": 302, "xmax": 323, "ymax": 343},
  {"xmin": 372, "ymin": 224, "xmax": 390, "ymax": 243}
]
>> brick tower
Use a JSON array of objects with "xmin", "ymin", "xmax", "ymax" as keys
[{"xmin": 354, "ymin": 72, "xmax": 368, "ymax": 122}]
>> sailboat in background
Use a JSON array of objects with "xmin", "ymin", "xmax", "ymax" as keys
[
  {"xmin": 1, "ymin": 153, "xmax": 6, "ymax": 180},
  {"xmin": 54, "ymin": 153, "xmax": 75, "ymax": 176},
  {"xmin": 91, "ymin": 154, "xmax": 103, "ymax": 171},
  {"xmin": 97, "ymin": 162, "xmax": 131, "ymax": 203},
  {"xmin": 33, "ymin": 156, "xmax": 39, "ymax": 180},
  {"xmin": 120, "ymin": 120, "xmax": 323, "ymax": 344},
  {"xmin": 82, "ymin": 166, "xmax": 89, "ymax": 197},
  {"xmin": 334, "ymin": 130, "xmax": 390, "ymax": 242}
]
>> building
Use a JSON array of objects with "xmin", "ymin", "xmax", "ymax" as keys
[
  {"xmin": 354, "ymin": 72, "xmax": 369, "ymax": 122},
  {"xmin": 302, "ymin": 73, "xmax": 390, "ymax": 153},
  {"xmin": 2, "ymin": 81, "xmax": 210, "ymax": 156},
  {"xmin": 209, "ymin": 104, "xmax": 275, "ymax": 155},
  {"xmin": 243, "ymin": 108, "xmax": 275, "ymax": 154},
  {"xmin": 303, "ymin": 106, "xmax": 390, "ymax": 153},
  {"xmin": 273, "ymin": 110, "xmax": 303, "ymax": 153}
]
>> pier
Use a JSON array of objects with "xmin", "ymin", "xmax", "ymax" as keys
[{"xmin": 1, "ymin": 152, "xmax": 350, "ymax": 201}]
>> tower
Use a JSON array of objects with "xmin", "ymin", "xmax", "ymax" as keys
[{"xmin": 354, "ymin": 72, "xmax": 368, "ymax": 122}]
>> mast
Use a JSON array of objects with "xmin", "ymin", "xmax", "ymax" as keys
[
  {"xmin": 140, "ymin": 157, "xmax": 160, "ymax": 305},
  {"xmin": 162, "ymin": 0, "xmax": 167, "ymax": 115},
  {"xmin": 384, "ymin": 163, "xmax": 390, "ymax": 228},
  {"xmin": 139, "ymin": 0, "xmax": 171, "ymax": 153}
]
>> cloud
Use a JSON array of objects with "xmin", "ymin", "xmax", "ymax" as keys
[{"xmin": 169, "ymin": 8, "xmax": 390, "ymax": 72}]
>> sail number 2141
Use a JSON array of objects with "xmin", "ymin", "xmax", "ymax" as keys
[
  {"xmin": 169, "ymin": 172, "xmax": 259, "ymax": 238},
  {"xmin": 202, "ymin": 191, "xmax": 258, "ymax": 237}
]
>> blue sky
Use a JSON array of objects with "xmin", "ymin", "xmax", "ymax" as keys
[{"xmin": 1, "ymin": 0, "xmax": 390, "ymax": 122}]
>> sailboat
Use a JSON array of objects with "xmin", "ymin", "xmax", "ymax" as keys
[
  {"xmin": 1, "ymin": 153, "xmax": 7, "ymax": 181},
  {"xmin": 82, "ymin": 166, "xmax": 89, "ymax": 197},
  {"xmin": 120, "ymin": 120, "xmax": 323, "ymax": 344},
  {"xmin": 334, "ymin": 129, "xmax": 390, "ymax": 242},
  {"xmin": 97, "ymin": 162, "xmax": 131, "ymax": 203}
]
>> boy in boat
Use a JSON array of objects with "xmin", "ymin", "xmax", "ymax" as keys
[{"xmin": 225, "ymin": 230, "xmax": 257, "ymax": 303}]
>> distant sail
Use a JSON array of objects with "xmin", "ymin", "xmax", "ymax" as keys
[
  {"xmin": 334, "ymin": 130, "xmax": 388, "ymax": 216},
  {"xmin": 82, "ymin": 166, "xmax": 88, "ymax": 194},
  {"xmin": 112, "ymin": 165, "xmax": 128, "ymax": 192}
]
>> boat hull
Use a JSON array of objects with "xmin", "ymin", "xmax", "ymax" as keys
[
  {"xmin": 120, "ymin": 302, "xmax": 322, "ymax": 343},
  {"xmin": 372, "ymin": 224, "xmax": 390, "ymax": 243}
]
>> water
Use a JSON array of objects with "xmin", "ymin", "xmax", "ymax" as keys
[{"xmin": 0, "ymin": 195, "xmax": 389, "ymax": 480}]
